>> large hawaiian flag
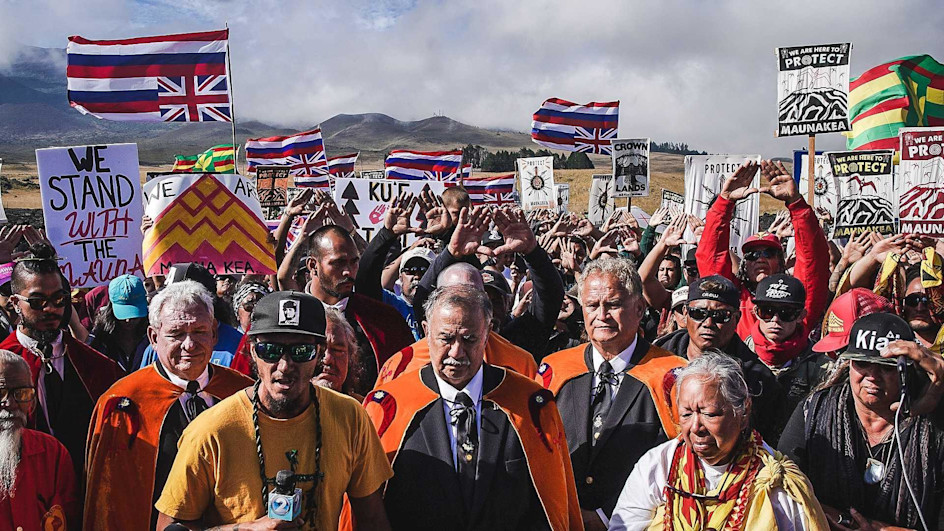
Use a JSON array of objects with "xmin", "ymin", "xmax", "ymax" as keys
[{"xmin": 531, "ymin": 97, "xmax": 619, "ymax": 155}]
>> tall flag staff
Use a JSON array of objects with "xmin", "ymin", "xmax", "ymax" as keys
[{"xmin": 225, "ymin": 22, "xmax": 239, "ymax": 174}]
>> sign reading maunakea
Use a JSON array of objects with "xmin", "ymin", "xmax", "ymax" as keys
[
  {"xmin": 900, "ymin": 127, "xmax": 944, "ymax": 237},
  {"xmin": 517, "ymin": 156, "xmax": 556, "ymax": 210},
  {"xmin": 776, "ymin": 43, "xmax": 851, "ymax": 136},
  {"xmin": 827, "ymin": 150, "xmax": 896, "ymax": 237},
  {"xmin": 611, "ymin": 138, "xmax": 650, "ymax": 197},
  {"xmin": 36, "ymin": 143, "xmax": 144, "ymax": 288}
]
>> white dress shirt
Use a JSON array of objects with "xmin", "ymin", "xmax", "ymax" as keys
[
  {"xmin": 433, "ymin": 366, "xmax": 484, "ymax": 468},
  {"xmin": 158, "ymin": 362, "xmax": 215, "ymax": 414},
  {"xmin": 17, "ymin": 329, "xmax": 65, "ymax": 433},
  {"xmin": 589, "ymin": 335, "xmax": 638, "ymax": 401}
]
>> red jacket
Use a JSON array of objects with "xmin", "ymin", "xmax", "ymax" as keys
[
  {"xmin": 0, "ymin": 429, "xmax": 79, "ymax": 530},
  {"xmin": 696, "ymin": 196, "xmax": 830, "ymax": 341}
]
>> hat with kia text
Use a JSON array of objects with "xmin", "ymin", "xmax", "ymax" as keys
[
  {"xmin": 399, "ymin": 247, "xmax": 436, "ymax": 273},
  {"xmin": 841, "ymin": 312, "xmax": 915, "ymax": 366},
  {"xmin": 109, "ymin": 275, "xmax": 149, "ymax": 320},
  {"xmin": 248, "ymin": 291, "xmax": 326, "ymax": 339},
  {"xmin": 742, "ymin": 232, "xmax": 782, "ymax": 253},
  {"xmin": 812, "ymin": 288, "xmax": 894, "ymax": 354},
  {"xmin": 753, "ymin": 274, "xmax": 805, "ymax": 306},
  {"xmin": 687, "ymin": 275, "xmax": 739, "ymax": 308},
  {"xmin": 480, "ymin": 269, "xmax": 510, "ymax": 295}
]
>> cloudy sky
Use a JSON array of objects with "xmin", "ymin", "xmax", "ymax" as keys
[{"xmin": 1, "ymin": 0, "xmax": 941, "ymax": 156}]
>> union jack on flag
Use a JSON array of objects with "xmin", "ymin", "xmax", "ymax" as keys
[
  {"xmin": 289, "ymin": 152, "xmax": 330, "ymax": 188},
  {"xmin": 245, "ymin": 127, "xmax": 328, "ymax": 179},
  {"xmin": 530, "ymin": 97, "xmax": 619, "ymax": 155},
  {"xmin": 450, "ymin": 173, "xmax": 517, "ymax": 206},
  {"xmin": 158, "ymin": 75, "xmax": 231, "ymax": 122},
  {"xmin": 327, "ymin": 153, "xmax": 358, "ymax": 180},
  {"xmin": 385, "ymin": 149, "xmax": 463, "ymax": 181}
]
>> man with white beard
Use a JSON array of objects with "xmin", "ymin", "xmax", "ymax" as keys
[{"xmin": 0, "ymin": 349, "xmax": 79, "ymax": 529}]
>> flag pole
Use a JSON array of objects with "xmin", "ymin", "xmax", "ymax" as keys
[
  {"xmin": 225, "ymin": 22, "xmax": 239, "ymax": 174},
  {"xmin": 807, "ymin": 134, "xmax": 816, "ymax": 205}
]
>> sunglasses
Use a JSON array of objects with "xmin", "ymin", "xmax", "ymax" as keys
[
  {"xmin": 754, "ymin": 305, "xmax": 803, "ymax": 322},
  {"xmin": 253, "ymin": 341, "xmax": 324, "ymax": 363},
  {"xmin": 903, "ymin": 294, "xmax": 930, "ymax": 308},
  {"xmin": 401, "ymin": 266, "xmax": 428, "ymax": 276},
  {"xmin": 744, "ymin": 248, "xmax": 780, "ymax": 261},
  {"xmin": 0, "ymin": 386, "xmax": 35, "ymax": 404},
  {"xmin": 686, "ymin": 306, "xmax": 734, "ymax": 324},
  {"xmin": 15, "ymin": 292, "xmax": 68, "ymax": 310}
]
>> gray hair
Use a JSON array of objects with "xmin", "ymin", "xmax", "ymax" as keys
[
  {"xmin": 423, "ymin": 285, "xmax": 493, "ymax": 326},
  {"xmin": 675, "ymin": 350, "xmax": 751, "ymax": 416},
  {"xmin": 324, "ymin": 308, "xmax": 356, "ymax": 347},
  {"xmin": 148, "ymin": 280, "xmax": 215, "ymax": 328},
  {"xmin": 0, "ymin": 350, "xmax": 29, "ymax": 378},
  {"xmin": 577, "ymin": 256, "xmax": 643, "ymax": 300}
]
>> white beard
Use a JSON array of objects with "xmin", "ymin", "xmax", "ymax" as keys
[{"xmin": 0, "ymin": 412, "xmax": 24, "ymax": 497}]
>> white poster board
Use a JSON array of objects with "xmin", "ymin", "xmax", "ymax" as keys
[
  {"xmin": 612, "ymin": 138, "xmax": 650, "ymax": 197},
  {"xmin": 827, "ymin": 150, "xmax": 896, "ymax": 237},
  {"xmin": 517, "ymin": 156, "xmax": 556, "ymax": 210},
  {"xmin": 684, "ymin": 155, "xmax": 761, "ymax": 255},
  {"xmin": 36, "ymin": 143, "xmax": 144, "ymax": 288},
  {"xmin": 796, "ymin": 152, "xmax": 839, "ymax": 227},
  {"xmin": 776, "ymin": 43, "xmax": 851, "ymax": 136},
  {"xmin": 555, "ymin": 183, "xmax": 570, "ymax": 213},
  {"xmin": 332, "ymin": 178, "xmax": 446, "ymax": 244},
  {"xmin": 899, "ymin": 127, "xmax": 944, "ymax": 237},
  {"xmin": 588, "ymin": 174, "xmax": 615, "ymax": 226}
]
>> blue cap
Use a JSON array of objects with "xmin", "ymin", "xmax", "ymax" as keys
[{"xmin": 109, "ymin": 275, "xmax": 148, "ymax": 320}]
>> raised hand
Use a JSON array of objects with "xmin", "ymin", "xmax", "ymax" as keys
[
  {"xmin": 686, "ymin": 214, "xmax": 705, "ymax": 240},
  {"xmin": 842, "ymin": 231, "xmax": 873, "ymax": 264},
  {"xmin": 869, "ymin": 233, "xmax": 908, "ymax": 263},
  {"xmin": 492, "ymin": 207, "xmax": 537, "ymax": 255},
  {"xmin": 574, "ymin": 217, "xmax": 596, "ymax": 238},
  {"xmin": 589, "ymin": 229, "xmax": 622, "ymax": 260},
  {"xmin": 560, "ymin": 239, "xmax": 582, "ymax": 273},
  {"xmin": 384, "ymin": 192, "xmax": 421, "ymax": 236},
  {"xmin": 760, "ymin": 159, "xmax": 802, "ymax": 204},
  {"xmin": 0, "ymin": 225, "xmax": 24, "ymax": 263},
  {"xmin": 447, "ymin": 206, "xmax": 492, "ymax": 257},
  {"xmin": 649, "ymin": 206, "xmax": 670, "ymax": 227},
  {"xmin": 719, "ymin": 161, "xmax": 760, "ymax": 202},
  {"xmin": 416, "ymin": 190, "xmax": 452, "ymax": 236},
  {"xmin": 659, "ymin": 215, "xmax": 689, "ymax": 248},
  {"xmin": 284, "ymin": 188, "xmax": 314, "ymax": 217}
]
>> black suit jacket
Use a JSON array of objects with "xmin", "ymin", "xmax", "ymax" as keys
[
  {"xmin": 556, "ymin": 341, "xmax": 668, "ymax": 517},
  {"xmin": 383, "ymin": 365, "xmax": 549, "ymax": 531}
]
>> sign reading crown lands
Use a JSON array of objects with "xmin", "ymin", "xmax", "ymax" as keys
[
  {"xmin": 36, "ymin": 143, "xmax": 145, "ymax": 288},
  {"xmin": 776, "ymin": 43, "xmax": 851, "ymax": 136},
  {"xmin": 900, "ymin": 127, "xmax": 944, "ymax": 237},
  {"xmin": 142, "ymin": 173, "xmax": 276, "ymax": 276}
]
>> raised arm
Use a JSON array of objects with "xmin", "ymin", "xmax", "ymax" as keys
[
  {"xmin": 695, "ymin": 161, "xmax": 759, "ymax": 282},
  {"xmin": 639, "ymin": 215, "xmax": 687, "ymax": 310}
]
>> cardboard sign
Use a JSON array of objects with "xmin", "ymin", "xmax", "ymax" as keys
[
  {"xmin": 776, "ymin": 43, "xmax": 851, "ymax": 136},
  {"xmin": 256, "ymin": 165, "xmax": 292, "ymax": 220},
  {"xmin": 795, "ymin": 151, "xmax": 839, "ymax": 233},
  {"xmin": 588, "ymin": 174, "xmax": 615, "ymax": 226},
  {"xmin": 611, "ymin": 138, "xmax": 650, "ymax": 197},
  {"xmin": 332, "ymin": 178, "xmax": 446, "ymax": 244},
  {"xmin": 143, "ymin": 173, "xmax": 275, "ymax": 276},
  {"xmin": 827, "ymin": 150, "xmax": 896, "ymax": 237},
  {"xmin": 360, "ymin": 170, "xmax": 385, "ymax": 180},
  {"xmin": 684, "ymin": 155, "xmax": 760, "ymax": 255},
  {"xmin": 899, "ymin": 127, "xmax": 944, "ymax": 237},
  {"xmin": 36, "ymin": 143, "xmax": 144, "ymax": 288},
  {"xmin": 555, "ymin": 184, "xmax": 570, "ymax": 213},
  {"xmin": 517, "ymin": 156, "xmax": 556, "ymax": 210}
]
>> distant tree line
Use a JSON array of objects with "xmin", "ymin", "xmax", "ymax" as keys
[{"xmin": 462, "ymin": 141, "xmax": 705, "ymax": 172}]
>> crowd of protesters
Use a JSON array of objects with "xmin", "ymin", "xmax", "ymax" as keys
[{"xmin": 2, "ymin": 159, "xmax": 944, "ymax": 530}]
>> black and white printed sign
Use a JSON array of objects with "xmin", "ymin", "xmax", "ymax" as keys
[
  {"xmin": 776, "ymin": 43, "xmax": 851, "ymax": 136},
  {"xmin": 611, "ymin": 138, "xmax": 650, "ymax": 197}
]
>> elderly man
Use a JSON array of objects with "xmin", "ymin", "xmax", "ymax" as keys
[
  {"xmin": 359, "ymin": 286, "xmax": 581, "ymax": 530},
  {"xmin": 157, "ymin": 291, "xmax": 392, "ymax": 530},
  {"xmin": 0, "ymin": 349, "xmax": 79, "ymax": 529},
  {"xmin": 84, "ymin": 281, "xmax": 251, "ymax": 530},
  {"xmin": 0, "ymin": 242, "xmax": 122, "ymax": 479},
  {"xmin": 538, "ymin": 257, "xmax": 687, "ymax": 530}
]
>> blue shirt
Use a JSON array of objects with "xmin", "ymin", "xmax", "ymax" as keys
[
  {"xmin": 138, "ymin": 322, "xmax": 243, "ymax": 369},
  {"xmin": 383, "ymin": 289, "xmax": 421, "ymax": 340}
]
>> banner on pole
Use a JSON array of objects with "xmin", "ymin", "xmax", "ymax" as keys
[
  {"xmin": 555, "ymin": 184, "xmax": 570, "ymax": 213},
  {"xmin": 684, "ymin": 155, "xmax": 760, "ymax": 254},
  {"xmin": 899, "ymin": 127, "xmax": 944, "ymax": 237},
  {"xmin": 517, "ymin": 156, "xmax": 556, "ymax": 210},
  {"xmin": 142, "ymin": 173, "xmax": 275, "ymax": 276},
  {"xmin": 611, "ymin": 138, "xmax": 650, "ymax": 197},
  {"xmin": 776, "ymin": 43, "xmax": 852, "ymax": 136},
  {"xmin": 588, "ymin": 174, "xmax": 615, "ymax": 226},
  {"xmin": 332, "ymin": 178, "xmax": 446, "ymax": 244},
  {"xmin": 36, "ymin": 143, "xmax": 144, "ymax": 288},
  {"xmin": 826, "ymin": 150, "xmax": 896, "ymax": 237},
  {"xmin": 255, "ymin": 165, "xmax": 292, "ymax": 220}
]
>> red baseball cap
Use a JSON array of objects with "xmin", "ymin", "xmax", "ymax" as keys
[
  {"xmin": 741, "ymin": 232, "xmax": 781, "ymax": 253},
  {"xmin": 812, "ymin": 288, "xmax": 895, "ymax": 356}
]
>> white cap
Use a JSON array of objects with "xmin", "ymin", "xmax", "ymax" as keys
[
  {"xmin": 671, "ymin": 286, "xmax": 690, "ymax": 309},
  {"xmin": 399, "ymin": 247, "xmax": 436, "ymax": 273}
]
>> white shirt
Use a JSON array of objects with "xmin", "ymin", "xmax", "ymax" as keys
[
  {"xmin": 433, "ymin": 366, "xmax": 484, "ymax": 468},
  {"xmin": 609, "ymin": 438, "xmax": 810, "ymax": 531},
  {"xmin": 158, "ymin": 361, "xmax": 215, "ymax": 416},
  {"xmin": 17, "ymin": 329, "xmax": 64, "ymax": 433},
  {"xmin": 590, "ymin": 336, "xmax": 638, "ymax": 401},
  {"xmin": 321, "ymin": 297, "xmax": 349, "ymax": 313}
]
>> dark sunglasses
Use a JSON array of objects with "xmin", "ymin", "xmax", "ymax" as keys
[
  {"xmin": 754, "ymin": 305, "xmax": 803, "ymax": 322},
  {"xmin": 402, "ymin": 266, "xmax": 428, "ymax": 276},
  {"xmin": 686, "ymin": 306, "xmax": 734, "ymax": 324},
  {"xmin": 253, "ymin": 341, "xmax": 324, "ymax": 363},
  {"xmin": 0, "ymin": 386, "xmax": 35, "ymax": 404},
  {"xmin": 16, "ymin": 291, "xmax": 68, "ymax": 310},
  {"xmin": 903, "ymin": 293, "xmax": 930, "ymax": 308},
  {"xmin": 744, "ymin": 248, "xmax": 780, "ymax": 261}
]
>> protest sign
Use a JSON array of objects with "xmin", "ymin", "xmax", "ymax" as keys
[
  {"xmin": 255, "ymin": 165, "xmax": 292, "ymax": 220},
  {"xmin": 36, "ymin": 143, "xmax": 144, "ymax": 288},
  {"xmin": 899, "ymin": 127, "xmax": 944, "ymax": 237},
  {"xmin": 142, "ymin": 173, "xmax": 276, "ymax": 276},
  {"xmin": 827, "ymin": 150, "xmax": 896, "ymax": 237},
  {"xmin": 517, "ymin": 156, "xmax": 556, "ymax": 210},
  {"xmin": 795, "ymin": 151, "xmax": 839, "ymax": 237},
  {"xmin": 684, "ymin": 155, "xmax": 760, "ymax": 254},
  {"xmin": 588, "ymin": 174, "xmax": 615, "ymax": 226},
  {"xmin": 660, "ymin": 190, "xmax": 685, "ymax": 223},
  {"xmin": 776, "ymin": 43, "xmax": 851, "ymax": 136},
  {"xmin": 555, "ymin": 184, "xmax": 570, "ymax": 213},
  {"xmin": 611, "ymin": 138, "xmax": 650, "ymax": 197},
  {"xmin": 333, "ymin": 178, "xmax": 446, "ymax": 244},
  {"xmin": 360, "ymin": 170, "xmax": 385, "ymax": 179}
]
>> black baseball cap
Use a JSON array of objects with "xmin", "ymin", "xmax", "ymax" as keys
[
  {"xmin": 688, "ymin": 275, "xmax": 739, "ymax": 308},
  {"xmin": 166, "ymin": 263, "xmax": 217, "ymax": 294},
  {"xmin": 753, "ymin": 274, "xmax": 805, "ymax": 306},
  {"xmin": 480, "ymin": 269, "xmax": 510, "ymax": 295},
  {"xmin": 248, "ymin": 291, "xmax": 327, "ymax": 339},
  {"xmin": 841, "ymin": 312, "xmax": 915, "ymax": 366},
  {"xmin": 481, "ymin": 229, "xmax": 505, "ymax": 248}
]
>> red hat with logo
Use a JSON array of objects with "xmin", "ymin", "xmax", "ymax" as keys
[
  {"xmin": 741, "ymin": 232, "xmax": 782, "ymax": 253},
  {"xmin": 812, "ymin": 288, "xmax": 895, "ymax": 356}
]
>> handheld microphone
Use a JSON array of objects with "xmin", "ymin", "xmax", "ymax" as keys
[
  {"xmin": 898, "ymin": 356, "xmax": 913, "ymax": 417},
  {"xmin": 267, "ymin": 470, "xmax": 302, "ymax": 521}
]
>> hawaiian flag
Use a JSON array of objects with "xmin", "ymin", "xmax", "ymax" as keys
[
  {"xmin": 66, "ymin": 29, "xmax": 231, "ymax": 122},
  {"xmin": 531, "ymin": 97, "xmax": 619, "ymax": 155},
  {"xmin": 452, "ymin": 173, "xmax": 517, "ymax": 206},
  {"xmin": 327, "ymin": 153, "xmax": 358, "ymax": 180},
  {"xmin": 384, "ymin": 149, "xmax": 463, "ymax": 181},
  {"xmin": 245, "ymin": 127, "xmax": 329, "ymax": 187}
]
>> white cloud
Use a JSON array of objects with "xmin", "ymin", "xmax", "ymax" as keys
[{"xmin": 1, "ymin": 0, "xmax": 942, "ymax": 156}]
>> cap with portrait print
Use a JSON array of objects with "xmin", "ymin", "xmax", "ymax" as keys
[
  {"xmin": 840, "ymin": 312, "xmax": 915, "ymax": 366},
  {"xmin": 248, "ymin": 291, "xmax": 326, "ymax": 339}
]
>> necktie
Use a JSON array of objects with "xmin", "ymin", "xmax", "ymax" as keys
[
  {"xmin": 591, "ymin": 360, "xmax": 616, "ymax": 445},
  {"xmin": 185, "ymin": 381, "xmax": 210, "ymax": 421},
  {"xmin": 452, "ymin": 392, "xmax": 478, "ymax": 504},
  {"xmin": 40, "ymin": 343, "xmax": 63, "ymax": 424}
]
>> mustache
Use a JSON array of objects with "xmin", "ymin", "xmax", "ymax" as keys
[
  {"xmin": 0, "ymin": 409, "xmax": 27, "ymax": 425},
  {"xmin": 442, "ymin": 358, "xmax": 471, "ymax": 367}
]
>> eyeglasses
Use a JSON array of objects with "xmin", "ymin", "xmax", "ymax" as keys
[
  {"xmin": 686, "ymin": 306, "xmax": 734, "ymax": 324},
  {"xmin": 754, "ymin": 305, "xmax": 803, "ymax": 322},
  {"xmin": 0, "ymin": 386, "xmax": 35, "ymax": 404},
  {"xmin": 253, "ymin": 341, "xmax": 324, "ymax": 363},
  {"xmin": 903, "ymin": 293, "xmax": 930, "ymax": 308},
  {"xmin": 15, "ymin": 292, "xmax": 68, "ymax": 310},
  {"xmin": 744, "ymin": 248, "xmax": 780, "ymax": 261}
]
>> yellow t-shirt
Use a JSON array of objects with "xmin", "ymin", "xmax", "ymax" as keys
[{"xmin": 155, "ymin": 386, "xmax": 393, "ymax": 529}]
